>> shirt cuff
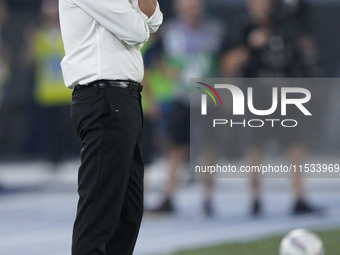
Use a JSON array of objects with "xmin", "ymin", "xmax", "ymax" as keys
[
  {"xmin": 135, "ymin": 1, "xmax": 163, "ymax": 34},
  {"xmin": 145, "ymin": 2, "xmax": 163, "ymax": 33}
]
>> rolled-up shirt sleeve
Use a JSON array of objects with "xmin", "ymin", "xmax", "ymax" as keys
[
  {"xmin": 146, "ymin": 2, "xmax": 163, "ymax": 33},
  {"xmin": 136, "ymin": 2, "xmax": 163, "ymax": 33},
  {"xmin": 74, "ymin": 0, "xmax": 150, "ymax": 46}
]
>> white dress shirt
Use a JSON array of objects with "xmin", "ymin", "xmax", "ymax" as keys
[{"xmin": 59, "ymin": 0, "xmax": 163, "ymax": 88}]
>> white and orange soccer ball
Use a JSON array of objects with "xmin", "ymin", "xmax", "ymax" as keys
[{"xmin": 279, "ymin": 229, "xmax": 324, "ymax": 255}]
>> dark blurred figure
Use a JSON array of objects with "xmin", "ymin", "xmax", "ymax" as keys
[
  {"xmin": 0, "ymin": 0, "xmax": 11, "ymax": 190},
  {"xmin": 23, "ymin": 0, "xmax": 78, "ymax": 169},
  {"xmin": 221, "ymin": 0, "xmax": 321, "ymax": 216},
  {"xmin": 141, "ymin": 32, "xmax": 177, "ymax": 179},
  {"xmin": 150, "ymin": 0, "xmax": 225, "ymax": 216},
  {"xmin": 221, "ymin": 0, "xmax": 319, "ymax": 78},
  {"xmin": 0, "ymin": 0, "xmax": 10, "ymax": 118},
  {"xmin": 157, "ymin": 0, "xmax": 174, "ymax": 19},
  {"xmin": 322, "ymin": 64, "xmax": 340, "ymax": 152}
]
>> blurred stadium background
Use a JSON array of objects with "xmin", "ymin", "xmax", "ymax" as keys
[{"xmin": 0, "ymin": 0, "xmax": 340, "ymax": 254}]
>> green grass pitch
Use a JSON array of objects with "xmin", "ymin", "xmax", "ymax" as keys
[{"xmin": 172, "ymin": 228, "xmax": 340, "ymax": 255}]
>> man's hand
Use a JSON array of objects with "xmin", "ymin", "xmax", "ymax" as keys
[{"xmin": 138, "ymin": 0, "xmax": 157, "ymax": 18}]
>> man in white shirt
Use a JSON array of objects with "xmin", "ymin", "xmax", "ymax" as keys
[{"xmin": 59, "ymin": 0, "xmax": 162, "ymax": 254}]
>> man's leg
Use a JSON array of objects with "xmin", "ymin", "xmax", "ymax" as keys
[
  {"xmin": 151, "ymin": 101, "xmax": 189, "ymax": 213},
  {"xmin": 71, "ymin": 87, "xmax": 143, "ymax": 254},
  {"xmin": 288, "ymin": 143, "xmax": 322, "ymax": 215},
  {"xmin": 106, "ymin": 134, "xmax": 144, "ymax": 255},
  {"xmin": 288, "ymin": 143, "xmax": 306, "ymax": 201},
  {"xmin": 247, "ymin": 147, "xmax": 264, "ymax": 216}
]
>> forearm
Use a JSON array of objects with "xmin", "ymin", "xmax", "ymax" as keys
[
  {"xmin": 74, "ymin": 0, "xmax": 150, "ymax": 46},
  {"xmin": 138, "ymin": 0, "xmax": 157, "ymax": 18}
]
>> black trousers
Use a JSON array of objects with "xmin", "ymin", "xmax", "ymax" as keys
[{"xmin": 70, "ymin": 85, "xmax": 144, "ymax": 255}]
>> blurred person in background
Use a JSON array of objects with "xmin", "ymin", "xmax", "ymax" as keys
[
  {"xmin": 150, "ymin": 0, "xmax": 225, "ymax": 216},
  {"xmin": 141, "ymin": 34, "xmax": 176, "ymax": 193},
  {"xmin": 0, "ymin": 0, "xmax": 10, "ymax": 135},
  {"xmin": 23, "ymin": 0, "xmax": 77, "ymax": 169},
  {"xmin": 321, "ymin": 64, "xmax": 340, "ymax": 152},
  {"xmin": 0, "ymin": 0, "xmax": 9, "ymax": 110},
  {"xmin": 157, "ymin": 0, "xmax": 174, "ymax": 19},
  {"xmin": 0, "ymin": 0, "xmax": 11, "ymax": 191},
  {"xmin": 221, "ymin": 0, "xmax": 322, "ymax": 216}
]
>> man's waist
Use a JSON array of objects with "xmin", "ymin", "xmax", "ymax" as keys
[
  {"xmin": 61, "ymin": 48, "xmax": 144, "ymax": 89},
  {"xmin": 75, "ymin": 80, "xmax": 143, "ymax": 92}
]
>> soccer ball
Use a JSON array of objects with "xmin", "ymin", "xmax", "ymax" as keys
[{"xmin": 279, "ymin": 229, "xmax": 324, "ymax": 255}]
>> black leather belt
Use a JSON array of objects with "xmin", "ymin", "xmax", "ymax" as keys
[{"xmin": 75, "ymin": 80, "xmax": 143, "ymax": 92}]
